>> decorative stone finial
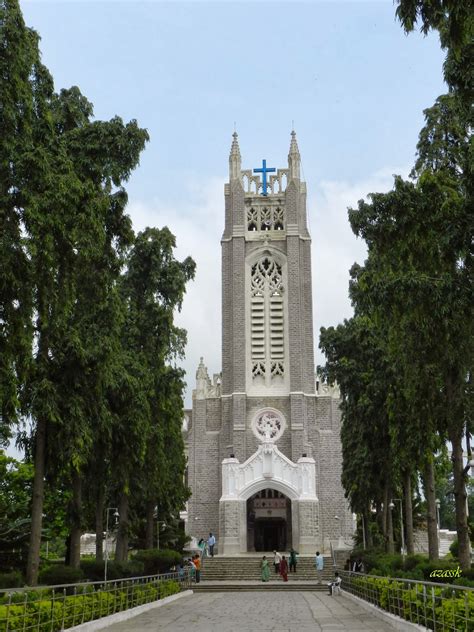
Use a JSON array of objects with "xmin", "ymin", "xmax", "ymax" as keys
[
  {"xmin": 195, "ymin": 357, "xmax": 209, "ymax": 399},
  {"xmin": 229, "ymin": 131, "xmax": 241, "ymax": 181},
  {"xmin": 288, "ymin": 130, "xmax": 300, "ymax": 180},
  {"xmin": 196, "ymin": 357, "xmax": 207, "ymax": 378}
]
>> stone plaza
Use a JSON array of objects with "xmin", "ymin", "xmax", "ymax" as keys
[{"xmin": 102, "ymin": 591, "xmax": 401, "ymax": 631}]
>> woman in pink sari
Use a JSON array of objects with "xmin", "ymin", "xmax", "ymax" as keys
[{"xmin": 280, "ymin": 555, "xmax": 289, "ymax": 582}]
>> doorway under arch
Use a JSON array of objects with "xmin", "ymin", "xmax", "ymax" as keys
[{"xmin": 246, "ymin": 489, "xmax": 292, "ymax": 552}]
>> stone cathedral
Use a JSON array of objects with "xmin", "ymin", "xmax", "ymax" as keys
[{"xmin": 182, "ymin": 132, "xmax": 352, "ymax": 555}]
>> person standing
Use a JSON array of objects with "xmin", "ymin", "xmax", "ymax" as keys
[
  {"xmin": 188, "ymin": 557, "xmax": 196, "ymax": 582},
  {"xmin": 280, "ymin": 555, "xmax": 289, "ymax": 582},
  {"xmin": 273, "ymin": 550, "xmax": 282, "ymax": 574},
  {"xmin": 208, "ymin": 532, "xmax": 216, "ymax": 557},
  {"xmin": 289, "ymin": 548, "xmax": 298, "ymax": 573},
  {"xmin": 315, "ymin": 551, "xmax": 324, "ymax": 584},
  {"xmin": 261, "ymin": 555, "xmax": 270, "ymax": 582},
  {"xmin": 193, "ymin": 554, "xmax": 201, "ymax": 583},
  {"xmin": 198, "ymin": 538, "xmax": 207, "ymax": 558}
]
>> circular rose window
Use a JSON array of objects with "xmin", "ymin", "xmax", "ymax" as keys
[{"xmin": 252, "ymin": 408, "xmax": 286, "ymax": 442}]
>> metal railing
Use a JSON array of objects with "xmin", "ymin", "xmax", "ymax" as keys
[
  {"xmin": 0, "ymin": 570, "xmax": 192, "ymax": 632},
  {"xmin": 340, "ymin": 570, "xmax": 474, "ymax": 632}
]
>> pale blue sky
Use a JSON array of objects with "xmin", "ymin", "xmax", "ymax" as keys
[{"xmin": 20, "ymin": 1, "xmax": 446, "ymax": 406}]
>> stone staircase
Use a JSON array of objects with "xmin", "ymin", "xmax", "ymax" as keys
[{"xmin": 200, "ymin": 555, "xmax": 335, "ymax": 584}]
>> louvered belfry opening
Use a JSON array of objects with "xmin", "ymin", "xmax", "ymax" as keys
[{"xmin": 251, "ymin": 256, "xmax": 285, "ymax": 384}]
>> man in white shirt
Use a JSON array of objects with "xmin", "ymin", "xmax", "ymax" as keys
[
  {"xmin": 315, "ymin": 551, "xmax": 324, "ymax": 584},
  {"xmin": 273, "ymin": 550, "xmax": 282, "ymax": 574},
  {"xmin": 208, "ymin": 532, "xmax": 216, "ymax": 557}
]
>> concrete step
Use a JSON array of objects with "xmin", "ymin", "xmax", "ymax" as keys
[
  {"xmin": 201, "ymin": 556, "xmax": 334, "ymax": 581},
  {"xmin": 194, "ymin": 581, "xmax": 329, "ymax": 592}
]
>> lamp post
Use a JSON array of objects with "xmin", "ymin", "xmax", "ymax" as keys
[
  {"xmin": 104, "ymin": 507, "xmax": 119, "ymax": 583},
  {"xmin": 157, "ymin": 521, "xmax": 167, "ymax": 550},
  {"xmin": 153, "ymin": 507, "xmax": 167, "ymax": 549},
  {"xmin": 389, "ymin": 499, "xmax": 405, "ymax": 559},
  {"xmin": 435, "ymin": 498, "xmax": 441, "ymax": 558}
]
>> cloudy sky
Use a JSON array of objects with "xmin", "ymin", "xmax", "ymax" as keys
[{"xmin": 21, "ymin": 0, "xmax": 446, "ymax": 407}]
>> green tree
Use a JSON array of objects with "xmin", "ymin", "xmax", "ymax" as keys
[
  {"xmin": 348, "ymin": 172, "xmax": 472, "ymax": 569},
  {"xmin": 0, "ymin": 1, "xmax": 149, "ymax": 582},
  {"xmin": 319, "ymin": 314, "xmax": 396, "ymax": 551},
  {"xmin": 112, "ymin": 227, "xmax": 195, "ymax": 561},
  {"xmin": 395, "ymin": 0, "xmax": 473, "ymax": 104},
  {"xmin": 0, "ymin": 0, "xmax": 36, "ymax": 444}
]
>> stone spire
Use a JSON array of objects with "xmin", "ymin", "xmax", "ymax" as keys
[
  {"xmin": 195, "ymin": 357, "xmax": 209, "ymax": 400},
  {"xmin": 288, "ymin": 129, "xmax": 301, "ymax": 180},
  {"xmin": 229, "ymin": 131, "xmax": 241, "ymax": 181}
]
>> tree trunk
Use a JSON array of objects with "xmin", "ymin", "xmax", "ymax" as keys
[
  {"xmin": 69, "ymin": 471, "xmax": 82, "ymax": 568},
  {"xmin": 449, "ymin": 424, "xmax": 471, "ymax": 570},
  {"xmin": 403, "ymin": 470, "xmax": 415, "ymax": 555},
  {"xmin": 26, "ymin": 415, "xmax": 47, "ymax": 585},
  {"xmin": 95, "ymin": 484, "xmax": 105, "ymax": 561},
  {"xmin": 115, "ymin": 492, "xmax": 129, "ymax": 562},
  {"xmin": 386, "ymin": 501, "xmax": 395, "ymax": 554},
  {"xmin": 363, "ymin": 506, "xmax": 373, "ymax": 547},
  {"xmin": 145, "ymin": 500, "xmax": 155, "ymax": 549},
  {"xmin": 423, "ymin": 458, "xmax": 439, "ymax": 562},
  {"xmin": 383, "ymin": 485, "xmax": 395, "ymax": 553}
]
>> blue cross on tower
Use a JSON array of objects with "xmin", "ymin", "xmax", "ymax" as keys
[{"xmin": 253, "ymin": 159, "xmax": 276, "ymax": 196}]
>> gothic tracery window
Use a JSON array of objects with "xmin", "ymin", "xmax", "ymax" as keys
[
  {"xmin": 251, "ymin": 256, "xmax": 284, "ymax": 381},
  {"xmin": 246, "ymin": 206, "xmax": 285, "ymax": 232}
]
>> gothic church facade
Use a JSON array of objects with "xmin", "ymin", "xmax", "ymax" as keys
[{"xmin": 183, "ymin": 132, "xmax": 352, "ymax": 554}]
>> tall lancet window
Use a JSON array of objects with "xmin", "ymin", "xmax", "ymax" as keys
[{"xmin": 250, "ymin": 256, "xmax": 284, "ymax": 382}]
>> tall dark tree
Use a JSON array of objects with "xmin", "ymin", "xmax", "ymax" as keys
[
  {"xmin": 113, "ymin": 228, "xmax": 195, "ymax": 561},
  {"xmin": 348, "ymin": 171, "xmax": 472, "ymax": 568},
  {"xmin": 1, "ymin": 1, "xmax": 149, "ymax": 582},
  {"xmin": 320, "ymin": 313, "xmax": 396, "ymax": 551}
]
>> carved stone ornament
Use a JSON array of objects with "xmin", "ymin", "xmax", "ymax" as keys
[{"xmin": 252, "ymin": 408, "xmax": 285, "ymax": 443}]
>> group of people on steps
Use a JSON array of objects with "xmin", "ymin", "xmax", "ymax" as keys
[{"xmin": 261, "ymin": 549, "xmax": 341, "ymax": 594}]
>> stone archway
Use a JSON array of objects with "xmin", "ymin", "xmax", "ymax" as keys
[{"xmin": 219, "ymin": 441, "xmax": 320, "ymax": 554}]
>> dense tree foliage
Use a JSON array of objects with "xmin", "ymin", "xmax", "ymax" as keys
[
  {"xmin": 320, "ymin": 3, "xmax": 472, "ymax": 568},
  {"xmin": 1, "ymin": 0, "xmax": 195, "ymax": 584}
]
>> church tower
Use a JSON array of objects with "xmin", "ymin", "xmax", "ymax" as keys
[
  {"xmin": 222, "ymin": 131, "xmax": 315, "ymax": 463},
  {"xmin": 184, "ymin": 133, "xmax": 352, "ymax": 554}
]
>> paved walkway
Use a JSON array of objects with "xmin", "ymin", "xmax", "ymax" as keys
[{"xmin": 102, "ymin": 591, "xmax": 399, "ymax": 631}]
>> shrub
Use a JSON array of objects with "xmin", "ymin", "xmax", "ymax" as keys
[
  {"xmin": 38, "ymin": 565, "xmax": 84, "ymax": 586},
  {"xmin": 403, "ymin": 554, "xmax": 426, "ymax": 571},
  {"xmin": 449, "ymin": 539, "xmax": 459, "ymax": 559},
  {"xmin": 416, "ymin": 560, "xmax": 462, "ymax": 583},
  {"xmin": 132, "ymin": 549, "xmax": 181, "ymax": 575},
  {"xmin": 0, "ymin": 579, "xmax": 181, "ymax": 632},
  {"xmin": 453, "ymin": 577, "xmax": 474, "ymax": 588},
  {"xmin": 0, "ymin": 571, "xmax": 23, "ymax": 589},
  {"xmin": 80, "ymin": 559, "xmax": 145, "ymax": 582},
  {"xmin": 349, "ymin": 575, "xmax": 474, "ymax": 631}
]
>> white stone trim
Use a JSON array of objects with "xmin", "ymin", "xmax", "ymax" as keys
[{"xmin": 221, "ymin": 442, "xmax": 317, "ymax": 502}]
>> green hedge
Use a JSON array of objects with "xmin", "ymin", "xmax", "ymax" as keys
[
  {"xmin": 349, "ymin": 575, "xmax": 474, "ymax": 632},
  {"xmin": 0, "ymin": 579, "xmax": 181, "ymax": 632},
  {"xmin": 38, "ymin": 565, "xmax": 84, "ymax": 586},
  {"xmin": 132, "ymin": 549, "xmax": 182, "ymax": 575},
  {"xmin": 80, "ymin": 559, "xmax": 145, "ymax": 582},
  {"xmin": 0, "ymin": 573, "xmax": 23, "ymax": 590},
  {"xmin": 351, "ymin": 549, "xmax": 473, "ymax": 588}
]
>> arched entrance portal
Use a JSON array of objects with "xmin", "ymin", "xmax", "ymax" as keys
[{"xmin": 247, "ymin": 489, "xmax": 292, "ymax": 552}]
